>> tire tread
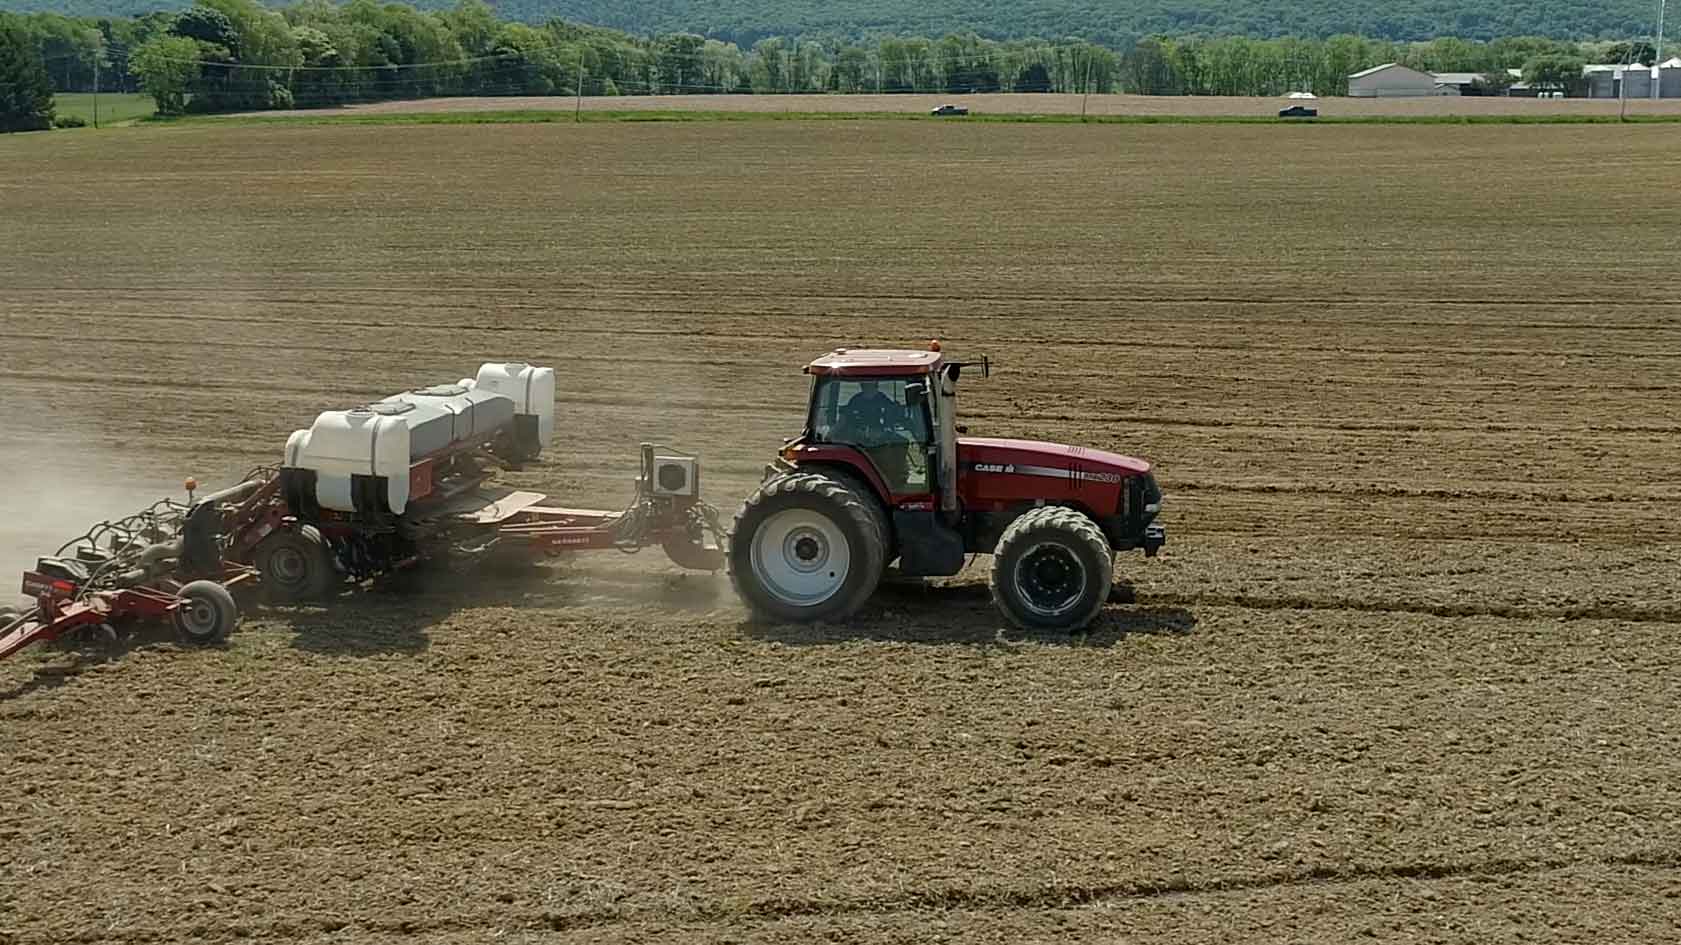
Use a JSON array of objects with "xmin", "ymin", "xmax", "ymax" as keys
[
  {"xmin": 988, "ymin": 506, "xmax": 1113, "ymax": 631},
  {"xmin": 727, "ymin": 470, "xmax": 889, "ymax": 622}
]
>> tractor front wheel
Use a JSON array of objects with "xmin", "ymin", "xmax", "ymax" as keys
[
  {"xmin": 989, "ymin": 506, "xmax": 1113, "ymax": 632},
  {"xmin": 174, "ymin": 580, "xmax": 239, "ymax": 644},
  {"xmin": 253, "ymin": 526, "xmax": 336, "ymax": 602},
  {"xmin": 727, "ymin": 471, "xmax": 888, "ymax": 623}
]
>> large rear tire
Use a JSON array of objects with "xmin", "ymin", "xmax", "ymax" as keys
[
  {"xmin": 174, "ymin": 580, "xmax": 238, "ymax": 644},
  {"xmin": 727, "ymin": 471, "xmax": 888, "ymax": 622},
  {"xmin": 989, "ymin": 506, "xmax": 1112, "ymax": 631},
  {"xmin": 253, "ymin": 526, "xmax": 335, "ymax": 602}
]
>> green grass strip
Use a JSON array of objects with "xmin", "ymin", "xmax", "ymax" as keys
[{"xmin": 151, "ymin": 108, "xmax": 1681, "ymax": 128}]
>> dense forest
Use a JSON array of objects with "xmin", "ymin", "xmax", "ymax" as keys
[
  {"xmin": 508, "ymin": 0, "xmax": 1665, "ymax": 47},
  {"xmin": 0, "ymin": 0, "xmax": 1655, "ymax": 120},
  {"xmin": 0, "ymin": 0, "xmax": 1666, "ymax": 46}
]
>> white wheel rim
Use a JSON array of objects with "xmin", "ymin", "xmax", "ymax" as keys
[
  {"xmin": 180, "ymin": 598, "xmax": 218, "ymax": 636},
  {"xmin": 750, "ymin": 508, "xmax": 851, "ymax": 608}
]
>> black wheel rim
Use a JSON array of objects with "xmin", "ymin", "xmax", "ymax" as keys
[
  {"xmin": 268, "ymin": 545, "xmax": 309, "ymax": 590},
  {"xmin": 1013, "ymin": 542, "xmax": 1087, "ymax": 618}
]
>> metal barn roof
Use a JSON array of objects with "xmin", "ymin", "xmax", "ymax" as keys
[
  {"xmin": 1349, "ymin": 62, "xmax": 1402, "ymax": 79},
  {"xmin": 1348, "ymin": 63, "xmax": 1437, "ymax": 82}
]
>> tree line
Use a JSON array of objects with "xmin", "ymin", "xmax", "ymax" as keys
[
  {"xmin": 1121, "ymin": 34, "xmax": 1651, "ymax": 96},
  {"xmin": 0, "ymin": 0, "xmax": 1664, "ymax": 126},
  {"xmin": 8, "ymin": 1, "xmax": 1134, "ymax": 113}
]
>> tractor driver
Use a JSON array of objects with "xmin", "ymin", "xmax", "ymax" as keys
[
  {"xmin": 839, "ymin": 380, "xmax": 928, "ymax": 491},
  {"xmin": 841, "ymin": 380, "xmax": 900, "ymax": 444}
]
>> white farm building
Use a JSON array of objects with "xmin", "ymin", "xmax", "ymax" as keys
[
  {"xmin": 1347, "ymin": 63, "xmax": 1438, "ymax": 97},
  {"xmin": 1349, "ymin": 58, "xmax": 1681, "ymax": 99}
]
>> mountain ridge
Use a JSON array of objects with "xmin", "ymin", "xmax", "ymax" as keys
[{"xmin": 0, "ymin": 0, "xmax": 1660, "ymax": 47}]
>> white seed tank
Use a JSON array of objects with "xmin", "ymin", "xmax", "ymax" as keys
[
  {"xmin": 282, "ymin": 362, "xmax": 555, "ymax": 515},
  {"xmin": 283, "ymin": 406, "xmax": 414, "ymax": 514},
  {"xmin": 469, "ymin": 362, "xmax": 555, "ymax": 450}
]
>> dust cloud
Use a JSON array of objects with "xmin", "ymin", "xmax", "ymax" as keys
[
  {"xmin": 542, "ymin": 345, "xmax": 741, "ymax": 613},
  {"xmin": 0, "ymin": 443, "xmax": 181, "ymax": 608}
]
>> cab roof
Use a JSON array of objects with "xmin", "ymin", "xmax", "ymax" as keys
[{"xmin": 805, "ymin": 348, "xmax": 944, "ymax": 377}]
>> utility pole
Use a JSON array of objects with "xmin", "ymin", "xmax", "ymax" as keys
[
  {"xmin": 575, "ymin": 58, "xmax": 583, "ymax": 122},
  {"xmin": 93, "ymin": 53, "xmax": 100, "ymax": 128},
  {"xmin": 1081, "ymin": 55, "xmax": 1093, "ymax": 119},
  {"xmin": 1619, "ymin": 38, "xmax": 1631, "ymax": 119},
  {"xmin": 1656, "ymin": 0, "xmax": 1668, "ymax": 99},
  {"xmin": 1622, "ymin": 60, "xmax": 1629, "ymax": 120}
]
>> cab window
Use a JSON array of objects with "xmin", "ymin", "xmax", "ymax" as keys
[
  {"xmin": 811, "ymin": 377, "xmax": 931, "ymax": 447},
  {"xmin": 809, "ymin": 376, "xmax": 932, "ymax": 493}
]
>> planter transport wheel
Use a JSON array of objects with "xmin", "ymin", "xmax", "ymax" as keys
[
  {"xmin": 253, "ymin": 526, "xmax": 335, "ymax": 601},
  {"xmin": 173, "ymin": 580, "xmax": 239, "ymax": 644}
]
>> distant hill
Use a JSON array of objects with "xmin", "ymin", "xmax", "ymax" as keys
[
  {"xmin": 3, "ymin": 0, "xmax": 185, "ymax": 14},
  {"xmin": 522, "ymin": 0, "xmax": 1661, "ymax": 45},
  {"xmin": 0, "ymin": 0, "xmax": 1662, "ymax": 46}
]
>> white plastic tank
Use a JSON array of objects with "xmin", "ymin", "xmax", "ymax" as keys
[
  {"xmin": 283, "ymin": 405, "xmax": 413, "ymax": 514},
  {"xmin": 474, "ymin": 362, "xmax": 556, "ymax": 448}
]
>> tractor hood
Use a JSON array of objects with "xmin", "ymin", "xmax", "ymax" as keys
[{"xmin": 958, "ymin": 437, "xmax": 1153, "ymax": 476}]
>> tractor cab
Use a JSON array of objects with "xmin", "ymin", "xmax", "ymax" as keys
[{"xmin": 794, "ymin": 346, "xmax": 950, "ymax": 499}]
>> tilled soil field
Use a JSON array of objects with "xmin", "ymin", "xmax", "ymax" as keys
[{"xmin": 1, "ymin": 121, "xmax": 1679, "ymax": 943}]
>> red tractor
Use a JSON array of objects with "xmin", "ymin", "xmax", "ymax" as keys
[{"xmin": 727, "ymin": 344, "xmax": 1166, "ymax": 631}]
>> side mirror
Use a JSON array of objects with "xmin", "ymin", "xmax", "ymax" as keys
[
  {"xmin": 944, "ymin": 357, "xmax": 990, "ymax": 383},
  {"xmin": 905, "ymin": 382, "xmax": 926, "ymax": 407}
]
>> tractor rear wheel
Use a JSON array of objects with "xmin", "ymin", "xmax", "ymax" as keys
[
  {"xmin": 254, "ymin": 526, "xmax": 335, "ymax": 602},
  {"xmin": 989, "ymin": 506, "xmax": 1113, "ymax": 631},
  {"xmin": 727, "ymin": 471, "xmax": 888, "ymax": 623},
  {"xmin": 174, "ymin": 580, "xmax": 239, "ymax": 644}
]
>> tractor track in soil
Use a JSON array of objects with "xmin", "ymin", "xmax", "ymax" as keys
[
  {"xmin": 20, "ymin": 287, "xmax": 1681, "ymax": 319},
  {"xmin": 15, "ymin": 315, "xmax": 1681, "ymax": 362},
  {"xmin": 4, "ymin": 121, "xmax": 1681, "ymax": 942},
  {"xmin": 1134, "ymin": 591, "xmax": 1681, "ymax": 627},
  {"xmin": 22, "ymin": 854, "xmax": 1681, "ymax": 945}
]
